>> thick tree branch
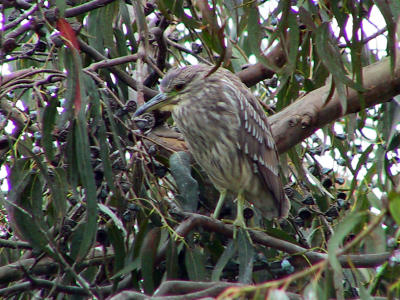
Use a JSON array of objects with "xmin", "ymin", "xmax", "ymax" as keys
[
  {"xmin": 270, "ymin": 51, "xmax": 400, "ymax": 153},
  {"xmin": 156, "ymin": 212, "xmax": 391, "ymax": 269},
  {"xmin": 237, "ymin": 43, "xmax": 286, "ymax": 87},
  {"xmin": 138, "ymin": 44, "xmax": 400, "ymax": 155},
  {"xmin": 0, "ymin": 255, "xmax": 112, "ymax": 285}
]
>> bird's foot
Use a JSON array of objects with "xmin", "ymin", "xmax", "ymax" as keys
[
  {"xmin": 232, "ymin": 216, "xmax": 246, "ymax": 238},
  {"xmin": 232, "ymin": 217, "xmax": 253, "ymax": 244}
]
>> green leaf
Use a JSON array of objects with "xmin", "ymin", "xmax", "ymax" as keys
[
  {"xmin": 59, "ymin": 50, "xmax": 75, "ymax": 126},
  {"xmin": 358, "ymin": 285, "xmax": 374, "ymax": 300},
  {"xmin": 348, "ymin": 144, "xmax": 374, "ymax": 199},
  {"xmin": 90, "ymin": 85, "xmax": 117, "ymax": 197},
  {"xmin": 140, "ymin": 227, "xmax": 161, "ymax": 294},
  {"xmin": 212, "ymin": 240, "xmax": 237, "ymax": 281},
  {"xmin": 327, "ymin": 212, "xmax": 364, "ymax": 273},
  {"xmin": 166, "ymin": 239, "xmax": 179, "ymax": 280},
  {"xmin": 157, "ymin": 0, "xmax": 201, "ymax": 29},
  {"xmin": 55, "ymin": 0, "xmax": 67, "ymax": 16},
  {"xmin": 42, "ymin": 97, "xmax": 58, "ymax": 162},
  {"xmin": 185, "ymin": 245, "xmax": 207, "ymax": 281},
  {"xmin": 87, "ymin": 8, "xmax": 105, "ymax": 53},
  {"xmin": 298, "ymin": 7, "xmax": 316, "ymax": 31},
  {"xmin": 111, "ymin": 258, "xmax": 140, "ymax": 280},
  {"xmin": 102, "ymin": 2, "xmax": 119, "ymax": 52},
  {"xmin": 99, "ymin": 204, "xmax": 126, "ymax": 237},
  {"xmin": 389, "ymin": 192, "xmax": 400, "ymax": 226},
  {"xmin": 315, "ymin": 23, "xmax": 365, "ymax": 113},
  {"xmin": 101, "ymin": 89, "xmax": 126, "ymax": 167},
  {"xmin": 49, "ymin": 167, "xmax": 67, "ymax": 220},
  {"xmin": 375, "ymin": 0, "xmax": 396, "ymax": 72},
  {"xmin": 73, "ymin": 117, "xmax": 98, "ymax": 261},
  {"xmin": 286, "ymin": 12, "xmax": 300, "ymax": 73},
  {"xmin": 107, "ymin": 223, "xmax": 126, "ymax": 274},
  {"xmin": 169, "ymin": 151, "xmax": 199, "ymax": 212},
  {"xmin": 70, "ymin": 223, "xmax": 86, "ymax": 260},
  {"xmin": 4, "ymin": 162, "xmax": 51, "ymax": 253},
  {"xmin": 119, "ymin": 2, "xmax": 138, "ymax": 51},
  {"xmin": 111, "ymin": 218, "xmax": 148, "ymax": 280},
  {"xmin": 246, "ymin": 5, "xmax": 274, "ymax": 69},
  {"xmin": 237, "ymin": 229, "xmax": 254, "ymax": 283},
  {"xmin": 384, "ymin": 97, "xmax": 400, "ymax": 148}
]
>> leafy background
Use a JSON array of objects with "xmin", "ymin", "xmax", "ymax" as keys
[{"xmin": 0, "ymin": 0, "xmax": 400, "ymax": 299}]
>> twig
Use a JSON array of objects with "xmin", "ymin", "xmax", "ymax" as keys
[
  {"xmin": 0, "ymin": 238, "xmax": 31, "ymax": 249},
  {"xmin": 4, "ymin": 3, "xmax": 39, "ymax": 31},
  {"xmin": 78, "ymin": 39, "xmax": 158, "ymax": 100},
  {"xmin": 64, "ymin": 0, "xmax": 118, "ymax": 18},
  {"xmin": 166, "ymin": 37, "xmax": 212, "ymax": 65},
  {"xmin": 339, "ymin": 27, "xmax": 387, "ymax": 48},
  {"xmin": 143, "ymin": 26, "xmax": 168, "ymax": 86},
  {"xmin": 84, "ymin": 54, "xmax": 139, "ymax": 72}
]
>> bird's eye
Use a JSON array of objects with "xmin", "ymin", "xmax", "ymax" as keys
[{"xmin": 174, "ymin": 83, "xmax": 185, "ymax": 91}]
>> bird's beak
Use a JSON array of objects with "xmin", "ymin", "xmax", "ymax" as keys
[{"xmin": 134, "ymin": 93, "xmax": 167, "ymax": 117}]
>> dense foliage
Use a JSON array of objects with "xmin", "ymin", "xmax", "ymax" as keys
[{"xmin": 1, "ymin": 0, "xmax": 400, "ymax": 299}]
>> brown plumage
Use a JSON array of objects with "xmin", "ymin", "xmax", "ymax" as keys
[{"xmin": 134, "ymin": 64, "xmax": 289, "ymax": 224}]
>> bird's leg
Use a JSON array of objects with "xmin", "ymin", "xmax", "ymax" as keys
[
  {"xmin": 233, "ymin": 190, "xmax": 246, "ymax": 228},
  {"xmin": 232, "ymin": 190, "xmax": 252, "ymax": 242},
  {"xmin": 212, "ymin": 189, "xmax": 227, "ymax": 219},
  {"xmin": 214, "ymin": 189, "xmax": 252, "ymax": 243}
]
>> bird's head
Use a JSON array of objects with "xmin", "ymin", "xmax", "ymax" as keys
[{"xmin": 134, "ymin": 65, "xmax": 212, "ymax": 116}]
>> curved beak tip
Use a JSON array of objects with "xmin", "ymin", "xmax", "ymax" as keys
[{"xmin": 133, "ymin": 93, "xmax": 166, "ymax": 117}]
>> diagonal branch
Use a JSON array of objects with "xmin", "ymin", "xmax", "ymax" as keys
[
  {"xmin": 270, "ymin": 49, "xmax": 400, "ymax": 153},
  {"xmin": 156, "ymin": 212, "xmax": 391, "ymax": 269}
]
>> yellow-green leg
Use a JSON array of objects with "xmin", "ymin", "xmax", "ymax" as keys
[
  {"xmin": 233, "ymin": 190, "xmax": 246, "ymax": 228},
  {"xmin": 233, "ymin": 190, "xmax": 253, "ymax": 242},
  {"xmin": 213, "ymin": 189, "xmax": 227, "ymax": 219}
]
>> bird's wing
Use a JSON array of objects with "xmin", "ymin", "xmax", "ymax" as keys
[{"xmin": 236, "ymin": 88, "xmax": 289, "ymax": 218}]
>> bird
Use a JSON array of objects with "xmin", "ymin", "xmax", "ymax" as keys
[{"xmin": 134, "ymin": 64, "xmax": 289, "ymax": 229}]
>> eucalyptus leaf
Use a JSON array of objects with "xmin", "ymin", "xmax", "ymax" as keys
[{"xmin": 169, "ymin": 151, "xmax": 199, "ymax": 212}]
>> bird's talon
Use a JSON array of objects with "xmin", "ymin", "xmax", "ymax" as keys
[{"xmin": 233, "ymin": 225, "xmax": 253, "ymax": 245}]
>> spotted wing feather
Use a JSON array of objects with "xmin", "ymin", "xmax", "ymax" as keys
[{"xmin": 233, "ymin": 80, "xmax": 289, "ymax": 218}]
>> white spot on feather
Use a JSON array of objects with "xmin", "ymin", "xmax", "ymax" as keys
[
  {"xmin": 253, "ymin": 163, "xmax": 258, "ymax": 173},
  {"xmin": 240, "ymin": 99, "xmax": 244, "ymax": 110},
  {"xmin": 247, "ymin": 123, "xmax": 252, "ymax": 133}
]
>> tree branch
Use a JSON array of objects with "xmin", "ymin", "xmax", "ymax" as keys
[
  {"xmin": 78, "ymin": 39, "xmax": 158, "ymax": 100},
  {"xmin": 270, "ymin": 49, "xmax": 400, "ymax": 153},
  {"xmin": 64, "ymin": 0, "xmax": 118, "ymax": 18},
  {"xmin": 156, "ymin": 212, "xmax": 391, "ymax": 269},
  {"xmin": 237, "ymin": 43, "xmax": 286, "ymax": 87}
]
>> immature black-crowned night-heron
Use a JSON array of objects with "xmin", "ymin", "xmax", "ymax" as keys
[{"xmin": 134, "ymin": 64, "xmax": 290, "ymax": 227}]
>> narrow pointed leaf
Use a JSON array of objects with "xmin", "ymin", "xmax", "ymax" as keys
[
  {"xmin": 238, "ymin": 229, "xmax": 254, "ymax": 284},
  {"xmin": 212, "ymin": 240, "xmax": 237, "ymax": 281},
  {"xmin": 140, "ymin": 228, "xmax": 161, "ymax": 294},
  {"xmin": 169, "ymin": 151, "xmax": 199, "ymax": 212},
  {"xmin": 185, "ymin": 245, "xmax": 207, "ymax": 281}
]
